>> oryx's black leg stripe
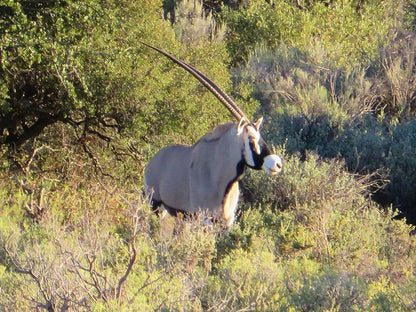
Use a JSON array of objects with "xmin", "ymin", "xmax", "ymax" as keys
[{"xmin": 223, "ymin": 159, "xmax": 245, "ymax": 202}]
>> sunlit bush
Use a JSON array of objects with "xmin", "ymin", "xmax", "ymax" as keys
[{"xmin": 1, "ymin": 148, "xmax": 415, "ymax": 310}]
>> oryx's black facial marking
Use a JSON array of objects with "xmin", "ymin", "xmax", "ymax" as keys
[{"xmin": 246, "ymin": 138, "xmax": 272, "ymax": 170}]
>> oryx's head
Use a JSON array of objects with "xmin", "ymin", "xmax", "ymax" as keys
[
  {"xmin": 141, "ymin": 42, "xmax": 282, "ymax": 175},
  {"xmin": 236, "ymin": 117, "xmax": 282, "ymax": 175}
]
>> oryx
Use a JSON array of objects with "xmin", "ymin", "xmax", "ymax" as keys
[{"xmin": 143, "ymin": 42, "xmax": 282, "ymax": 227}]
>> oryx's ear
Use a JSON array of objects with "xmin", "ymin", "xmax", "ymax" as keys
[
  {"xmin": 253, "ymin": 116, "xmax": 263, "ymax": 131},
  {"xmin": 237, "ymin": 118, "xmax": 248, "ymax": 135}
]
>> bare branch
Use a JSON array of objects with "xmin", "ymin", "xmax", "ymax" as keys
[
  {"xmin": 80, "ymin": 140, "xmax": 113, "ymax": 178},
  {"xmin": 3, "ymin": 245, "xmax": 54, "ymax": 310},
  {"xmin": 115, "ymin": 240, "xmax": 136, "ymax": 300}
]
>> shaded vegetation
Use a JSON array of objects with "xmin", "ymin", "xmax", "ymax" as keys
[
  {"xmin": 1, "ymin": 0, "xmax": 416, "ymax": 310},
  {"xmin": 239, "ymin": 29, "xmax": 416, "ymax": 223}
]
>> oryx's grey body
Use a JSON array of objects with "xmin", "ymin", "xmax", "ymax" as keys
[
  {"xmin": 142, "ymin": 42, "xmax": 282, "ymax": 227},
  {"xmin": 145, "ymin": 123, "xmax": 245, "ymax": 226}
]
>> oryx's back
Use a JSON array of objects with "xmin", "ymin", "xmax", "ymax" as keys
[{"xmin": 144, "ymin": 144, "xmax": 192, "ymax": 210}]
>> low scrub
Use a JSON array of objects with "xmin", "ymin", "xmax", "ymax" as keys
[{"xmin": 0, "ymin": 150, "xmax": 415, "ymax": 311}]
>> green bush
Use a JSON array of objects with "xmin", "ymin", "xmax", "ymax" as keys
[
  {"xmin": 239, "ymin": 44, "xmax": 375, "ymax": 156},
  {"xmin": 239, "ymin": 30, "xmax": 416, "ymax": 223},
  {"xmin": 1, "ymin": 0, "xmax": 254, "ymax": 173},
  {"xmin": 1, "ymin": 1, "xmax": 416, "ymax": 311},
  {"xmin": 0, "ymin": 181, "xmax": 219, "ymax": 310},
  {"xmin": 240, "ymin": 149, "xmax": 415, "ymax": 274},
  {"xmin": 288, "ymin": 269, "xmax": 366, "ymax": 311},
  {"xmin": 241, "ymin": 149, "xmax": 373, "ymax": 212},
  {"xmin": 1, "ymin": 149, "xmax": 415, "ymax": 310},
  {"xmin": 386, "ymin": 120, "xmax": 416, "ymax": 221},
  {"xmin": 331, "ymin": 117, "xmax": 416, "ymax": 224},
  {"xmin": 222, "ymin": 0, "xmax": 402, "ymax": 67}
]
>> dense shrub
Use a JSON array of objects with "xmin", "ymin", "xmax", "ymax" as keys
[
  {"xmin": 241, "ymin": 150, "xmax": 377, "ymax": 211},
  {"xmin": 0, "ymin": 180, "xmax": 219, "ymax": 310},
  {"xmin": 335, "ymin": 118, "xmax": 416, "ymax": 224},
  {"xmin": 171, "ymin": 0, "xmax": 226, "ymax": 44},
  {"xmin": 222, "ymin": 0, "xmax": 402, "ymax": 67},
  {"xmin": 287, "ymin": 269, "xmax": 366, "ymax": 311},
  {"xmin": 239, "ymin": 29, "xmax": 416, "ymax": 224},
  {"xmin": 1, "ymin": 0, "xmax": 416, "ymax": 311},
  {"xmin": 238, "ymin": 44, "xmax": 379, "ymax": 156},
  {"xmin": 1, "ymin": 151, "xmax": 415, "ymax": 310},
  {"xmin": 0, "ymin": 0, "xmax": 256, "ymax": 172}
]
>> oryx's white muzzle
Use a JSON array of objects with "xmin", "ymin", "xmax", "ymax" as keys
[{"xmin": 262, "ymin": 155, "xmax": 283, "ymax": 175}]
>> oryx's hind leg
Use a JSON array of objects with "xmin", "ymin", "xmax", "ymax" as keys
[
  {"xmin": 144, "ymin": 183, "xmax": 166, "ymax": 217},
  {"xmin": 162, "ymin": 205, "xmax": 195, "ymax": 219},
  {"xmin": 148, "ymin": 198, "xmax": 183, "ymax": 220},
  {"xmin": 159, "ymin": 206, "xmax": 168, "ymax": 219},
  {"xmin": 148, "ymin": 198, "xmax": 168, "ymax": 219}
]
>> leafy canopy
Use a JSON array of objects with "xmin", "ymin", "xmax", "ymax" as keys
[{"xmin": 0, "ymin": 0, "xmax": 243, "ymax": 158}]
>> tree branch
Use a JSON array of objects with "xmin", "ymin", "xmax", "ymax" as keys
[
  {"xmin": 4, "ymin": 245, "xmax": 54, "ymax": 311},
  {"xmin": 115, "ymin": 240, "xmax": 136, "ymax": 300}
]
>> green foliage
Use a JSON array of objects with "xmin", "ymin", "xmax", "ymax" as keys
[
  {"xmin": 239, "ymin": 33, "xmax": 415, "ymax": 151},
  {"xmin": 0, "ymin": 0, "xmax": 262, "ymax": 190},
  {"xmin": 173, "ymin": 0, "xmax": 226, "ymax": 44},
  {"xmin": 238, "ymin": 44, "xmax": 377, "ymax": 156},
  {"xmin": 1, "ymin": 0, "xmax": 416, "ymax": 311},
  {"xmin": 242, "ymin": 150, "xmax": 372, "ymax": 211},
  {"xmin": 238, "ymin": 27, "xmax": 416, "ymax": 222},
  {"xmin": 376, "ymin": 33, "xmax": 416, "ymax": 122},
  {"xmin": 0, "ymin": 0, "xmax": 245, "ymax": 167},
  {"xmin": 288, "ymin": 269, "xmax": 366, "ymax": 311},
  {"xmin": 1, "ymin": 149, "xmax": 415, "ymax": 310},
  {"xmin": 222, "ymin": 0, "xmax": 402, "ymax": 67},
  {"xmin": 0, "ymin": 181, "xmax": 218, "ymax": 310},
  {"xmin": 334, "ymin": 118, "xmax": 416, "ymax": 224}
]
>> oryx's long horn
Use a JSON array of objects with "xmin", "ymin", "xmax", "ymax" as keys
[{"xmin": 141, "ymin": 41, "xmax": 247, "ymax": 121}]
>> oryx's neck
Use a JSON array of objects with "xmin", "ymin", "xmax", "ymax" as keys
[
  {"xmin": 188, "ymin": 123, "xmax": 245, "ymax": 212},
  {"xmin": 204, "ymin": 124, "xmax": 245, "ymax": 189}
]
